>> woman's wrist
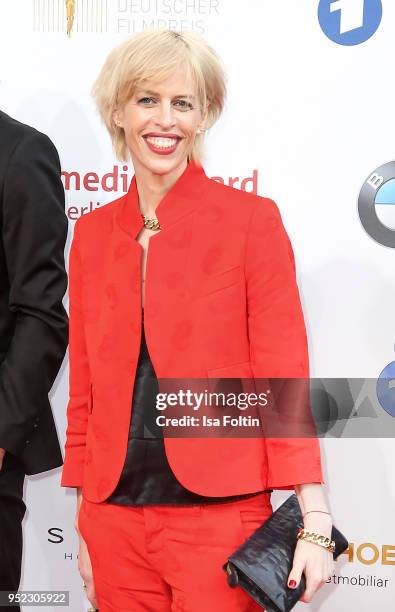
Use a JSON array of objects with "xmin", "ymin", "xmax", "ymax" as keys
[
  {"xmin": 302, "ymin": 509, "xmax": 331, "ymax": 519},
  {"xmin": 303, "ymin": 512, "xmax": 333, "ymax": 538}
]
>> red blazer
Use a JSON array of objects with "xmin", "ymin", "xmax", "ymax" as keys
[{"xmin": 61, "ymin": 160, "xmax": 323, "ymax": 502}]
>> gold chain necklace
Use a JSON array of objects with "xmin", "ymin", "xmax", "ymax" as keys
[{"xmin": 141, "ymin": 214, "xmax": 161, "ymax": 231}]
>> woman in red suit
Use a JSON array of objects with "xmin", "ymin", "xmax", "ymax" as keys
[{"xmin": 61, "ymin": 29, "xmax": 335, "ymax": 612}]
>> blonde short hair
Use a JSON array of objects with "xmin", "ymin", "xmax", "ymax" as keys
[{"xmin": 92, "ymin": 28, "xmax": 227, "ymax": 164}]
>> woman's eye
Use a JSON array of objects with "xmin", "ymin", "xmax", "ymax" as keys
[
  {"xmin": 138, "ymin": 97, "xmax": 156, "ymax": 105},
  {"xmin": 174, "ymin": 100, "xmax": 193, "ymax": 110}
]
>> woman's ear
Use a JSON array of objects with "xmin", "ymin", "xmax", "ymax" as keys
[
  {"xmin": 113, "ymin": 110, "xmax": 123, "ymax": 128},
  {"xmin": 198, "ymin": 101, "xmax": 210, "ymax": 133}
]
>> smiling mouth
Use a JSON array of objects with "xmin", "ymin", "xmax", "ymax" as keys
[
  {"xmin": 143, "ymin": 135, "xmax": 181, "ymax": 149},
  {"xmin": 142, "ymin": 135, "xmax": 183, "ymax": 155}
]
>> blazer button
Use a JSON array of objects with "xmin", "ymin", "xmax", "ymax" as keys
[{"xmin": 25, "ymin": 440, "xmax": 30, "ymax": 445}]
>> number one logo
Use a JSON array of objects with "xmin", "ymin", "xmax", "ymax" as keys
[{"xmin": 330, "ymin": 0, "xmax": 365, "ymax": 34}]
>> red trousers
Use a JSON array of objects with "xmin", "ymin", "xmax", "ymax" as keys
[{"xmin": 78, "ymin": 491, "xmax": 273, "ymax": 611}]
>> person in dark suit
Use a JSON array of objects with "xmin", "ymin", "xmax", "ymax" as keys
[{"xmin": 0, "ymin": 111, "xmax": 68, "ymax": 610}]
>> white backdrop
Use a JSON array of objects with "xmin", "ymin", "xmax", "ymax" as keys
[{"xmin": 0, "ymin": 1, "xmax": 394, "ymax": 610}]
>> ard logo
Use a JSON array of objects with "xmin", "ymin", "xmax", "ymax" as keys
[{"xmin": 33, "ymin": 0, "xmax": 108, "ymax": 35}]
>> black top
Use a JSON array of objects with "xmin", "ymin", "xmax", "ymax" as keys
[{"xmin": 107, "ymin": 309, "xmax": 266, "ymax": 506}]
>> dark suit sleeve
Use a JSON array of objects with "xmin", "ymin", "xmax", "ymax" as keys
[{"xmin": 0, "ymin": 130, "xmax": 68, "ymax": 456}]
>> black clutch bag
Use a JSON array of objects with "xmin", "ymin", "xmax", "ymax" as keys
[{"xmin": 222, "ymin": 494, "xmax": 348, "ymax": 612}]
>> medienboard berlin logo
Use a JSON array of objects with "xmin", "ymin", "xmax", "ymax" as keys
[
  {"xmin": 358, "ymin": 162, "xmax": 395, "ymax": 249},
  {"xmin": 377, "ymin": 361, "xmax": 395, "ymax": 417},
  {"xmin": 318, "ymin": 0, "xmax": 382, "ymax": 45}
]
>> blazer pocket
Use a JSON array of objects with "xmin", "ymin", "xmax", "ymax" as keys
[
  {"xmin": 206, "ymin": 360, "xmax": 255, "ymax": 395},
  {"xmin": 207, "ymin": 360, "xmax": 253, "ymax": 379},
  {"xmin": 198, "ymin": 265, "xmax": 242, "ymax": 297}
]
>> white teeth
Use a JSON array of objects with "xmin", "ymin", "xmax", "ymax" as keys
[{"xmin": 146, "ymin": 136, "xmax": 178, "ymax": 149}]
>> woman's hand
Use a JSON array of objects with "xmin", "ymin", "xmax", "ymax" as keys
[
  {"xmin": 77, "ymin": 534, "xmax": 98, "ymax": 610},
  {"xmin": 75, "ymin": 490, "xmax": 98, "ymax": 610},
  {"xmin": 287, "ymin": 513, "xmax": 335, "ymax": 603}
]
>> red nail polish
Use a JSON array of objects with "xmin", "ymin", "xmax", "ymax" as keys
[{"xmin": 288, "ymin": 580, "xmax": 297, "ymax": 588}]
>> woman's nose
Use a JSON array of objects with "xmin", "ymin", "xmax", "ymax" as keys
[{"xmin": 153, "ymin": 102, "xmax": 176, "ymax": 127}]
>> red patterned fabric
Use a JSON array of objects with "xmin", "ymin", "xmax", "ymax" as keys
[{"xmin": 61, "ymin": 160, "xmax": 323, "ymax": 501}]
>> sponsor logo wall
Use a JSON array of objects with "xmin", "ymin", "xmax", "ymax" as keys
[{"xmin": 0, "ymin": 1, "xmax": 394, "ymax": 610}]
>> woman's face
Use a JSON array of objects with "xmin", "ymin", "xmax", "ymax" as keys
[{"xmin": 114, "ymin": 68, "xmax": 208, "ymax": 176}]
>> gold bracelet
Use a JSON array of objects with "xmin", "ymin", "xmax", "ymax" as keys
[{"xmin": 297, "ymin": 528, "xmax": 335, "ymax": 553}]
